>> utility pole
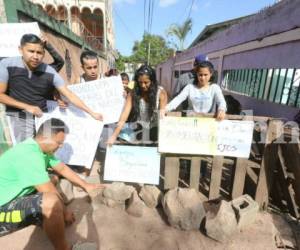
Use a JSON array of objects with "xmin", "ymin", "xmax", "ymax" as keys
[{"xmin": 147, "ymin": 41, "xmax": 151, "ymax": 65}]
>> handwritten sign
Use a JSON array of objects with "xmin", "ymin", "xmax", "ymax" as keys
[
  {"xmin": 0, "ymin": 22, "xmax": 40, "ymax": 57},
  {"xmin": 159, "ymin": 117, "xmax": 254, "ymax": 158},
  {"xmin": 0, "ymin": 112, "xmax": 12, "ymax": 154},
  {"xmin": 104, "ymin": 145, "xmax": 161, "ymax": 184},
  {"xmin": 35, "ymin": 101, "xmax": 103, "ymax": 169},
  {"xmin": 68, "ymin": 76, "xmax": 125, "ymax": 124}
]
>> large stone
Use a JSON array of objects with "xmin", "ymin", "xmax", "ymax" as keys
[
  {"xmin": 205, "ymin": 199, "xmax": 238, "ymax": 242},
  {"xmin": 90, "ymin": 189, "xmax": 126, "ymax": 210},
  {"xmin": 88, "ymin": 188, "xmax": 105, "ymax": 210},
  {"xmin": 126, "ymin": 190, "xmax": 145, "ymax": 217},
  {"xmin": 101, "ymin": 182, "xmax": 135, "ymax": 210},
  {"xmin": 103, "ymin": 182, "xmax": 134, "ymax": 202},
  {"xmin": 85, "ymin": 175, "xmax": 100, "ymax": 184},
  {"xmin": 162, "ymin": 188, "xmax": 206, "ymax": 230},
  {"xmin": 102, "ymin": 197, "xmax": 126, "ymax": 210},
  {"xmin": 72, "ymin": 242, "xmax": 97, "ymax": 250},
  {"xmin": 57, "ymin": 178, "xmax": 74, "ymax": 204},
  {"xmin": 231, "ymin": 194, "xmax": 259, "ymax": 229},
  {"xmin": 139, "ymin": 185, "xmax": 162, "ymax": 208}
]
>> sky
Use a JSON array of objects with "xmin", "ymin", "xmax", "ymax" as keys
[{"xmin": 113, "ymin": 0, "xmax": 278, "ymax": 56}]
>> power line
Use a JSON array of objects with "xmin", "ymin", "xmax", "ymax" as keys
[
  {"xmin": 113, "ymin": 6, "xmax": 136, "ymax": 40},
  {"xmin": 149, "ymin": 0, "xmax": 155, "ymax": 34},
  {"xmin": 147, "ymin": 0, "xmax": 151, "ymax": 33},
  {"xmin": 187, "ymin": 0, "xmax": 196, "ymax": 20},
  {"xmin": 144, "ymin": 0, "xmax": 155, "ymax": 35},
  {"xmin": 143, "ymin": 0, "xmax": 147, "ymax": 36}
]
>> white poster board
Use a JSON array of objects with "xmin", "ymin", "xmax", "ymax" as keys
[
  {"xmin": 159, "ymin": 117, "xmax": 254, "ymax": 158},
  {"xmin": 104, "ymin": 145, "xmax": 161, "ymax": 185},
  {"xmin": 0, "ymin": 22, "xmax": 40, "ymax": 57},
  {"xmin": 68, "ymin": 76, "xmax": 125, "ymax": 124},
  {"xmin": 35, "ymin": 101, "xmax": 103, "ymax": 169}
]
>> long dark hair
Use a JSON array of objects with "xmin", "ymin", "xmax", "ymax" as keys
[
  {"xmin": 193, "ymin": 61, "xmax": 216, "ymax": 85},
  {"xmin": 129, "ymin": 65, "xmax": 158, "ymax": 121}
]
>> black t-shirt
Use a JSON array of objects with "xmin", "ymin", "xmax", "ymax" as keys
[{"xmin": 0, "ymin": 57, "xmax": 64, "ymax": 114}]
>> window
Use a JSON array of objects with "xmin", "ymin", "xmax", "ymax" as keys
[{"xmin": 223, "ymin": 68, "xmax": 300, "ymax": 107}]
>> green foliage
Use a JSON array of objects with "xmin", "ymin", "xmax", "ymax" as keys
[
  {"xmin": 130, "ymin": 33, "xmax": 174, "ymax": 67},
  {"xmin": 115, "ymin": 53, "xmax": 128, "ymax": 72},
  {"xmin": 166, "ymin": 18, "xmax": 192, "ymax": 51}
]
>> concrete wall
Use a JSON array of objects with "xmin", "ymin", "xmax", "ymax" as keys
[
  {"xmin": 222, "ymin": 40, "xmax": 300, "ymax": 70},
  {"xmin": 223, "ymin": 90, "xmax": 299, "ymax": 120},
  {"xmin": 156, "ymin": 57, "xmax": 175, "ymax": 97}
]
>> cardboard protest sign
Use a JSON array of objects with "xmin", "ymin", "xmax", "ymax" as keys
[
  {"xmin": 68, "ymin": 76, "xmax": 125, "ymax": 124},
  {"xmin": 159, "ymin": 117, "xmax": 254, "ymax": 158},
  {"xmin": 35, "ymin": 101, "xmax": 103, "ymax": 169},
  {"xmin": 0, "ymin": 22, "xmax": 40, "ymax": 57},
  {"xmin": 104, "ymin": 145, "xmax": 161, "ymax": 184}
]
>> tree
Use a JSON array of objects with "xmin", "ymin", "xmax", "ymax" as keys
[
  {"xmin": 130, "ymin": 33, "xmax": 174, "ymax": 67},
  {"xmin": 166, "ymin": 18, "xmax": 192, "ymax": 51},
  {"xmin": 115, "ymin": 52, "xmax": 128, "ymax": 72}
]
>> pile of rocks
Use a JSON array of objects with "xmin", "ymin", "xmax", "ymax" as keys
[
  {"xmin": 89, "ymin": 182, "xmax": 162, "ymax": 217},
  {"xmin": 88, "ymin": 182, "xmax": 259, "ymax": 242}
]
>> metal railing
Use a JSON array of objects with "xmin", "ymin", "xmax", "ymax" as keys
[
  {"xmin": 223, "ymin": 68, "xmax": 300, "ymax": 107},
  {"xmin": 63, "ymin": 15, "xmax": 104, "ymax": 51}
]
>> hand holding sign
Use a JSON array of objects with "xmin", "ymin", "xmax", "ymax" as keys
[
  {"xmin": 90, "ymin": 111, "xmax": 103, "ymax": 121},
  {"xmin": 159, "ymin": 117, "xmax": 254, "ymax": 158}
]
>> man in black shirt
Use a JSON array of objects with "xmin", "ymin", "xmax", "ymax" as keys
[{"xmin": 0, "ymin": 34, "xmax": 102, "ymax": 143}]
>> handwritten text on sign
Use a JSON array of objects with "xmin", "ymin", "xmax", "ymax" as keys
[
  {"xmin": 104, "ymin": 145, "xmax": 161, "ymax": 185},
  {"xmin": 0, "ymin": 22, "xmax": 40, "ymax": 57},
  {"xmin": 68, "ymin": 76, "xmax": 125, "ymax": 124},
  {"xmin": 159, "ymin": 117, "xmax": 254, "ymax": 158},
  {"xmin": 35, "ymin": 101, "xmax": 103, "ymax": 169}
]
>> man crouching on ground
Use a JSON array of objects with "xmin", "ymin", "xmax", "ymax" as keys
[{"xmin": 0, "ymin": 118, "xmax": 104, "ymax": 250}]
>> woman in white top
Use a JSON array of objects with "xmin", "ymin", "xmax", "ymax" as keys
[
  {"xmin": 166, "ymin": 61, "xmax": 226, "ymax": 120},
  {"xmin": 107, "ymin": 65, "xmax": 168, "ymax": 144},
  {"xmin": 166, "ymin": 60, "xmax": 227, "ymax": 182}
]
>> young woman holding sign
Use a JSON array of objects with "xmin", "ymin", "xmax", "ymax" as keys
[
  {"xmin": 165, "ymin": 60, "xmax": 227, "ymax": 183},
  {"xmin": 107, "ymin": 65, "xmax": 167, "ymax": 145},
  {"xmin": 166, "ymin": 61, "xmax": 227, "ymax": 119}
]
